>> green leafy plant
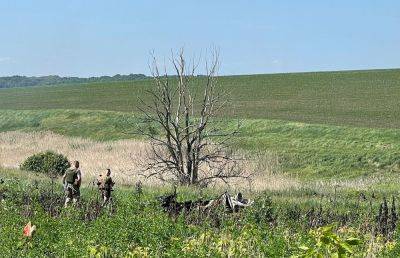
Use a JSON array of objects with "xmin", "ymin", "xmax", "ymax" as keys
[
  {"xmin": 246, "ymin": 195, "xmax": 276, "ymax": 226},
  {"xmin": 20, "ymin": 151, "xmax": 70, "ymax": 176},
  {"xmin": 295, "ymin": 224, "xmax": 362, "ymax": 258}
]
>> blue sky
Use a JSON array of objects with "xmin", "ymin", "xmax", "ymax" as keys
[{"xmin": 0, "ymin": 0, "xmax": 399, "ymax": 77}]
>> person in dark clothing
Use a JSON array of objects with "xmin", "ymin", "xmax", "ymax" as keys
[
  {"xmin": 97, "ymin": 168, "xmax": 115, "ymax": 206},
  {"xmin": 62, "ymin": 161, "xmax": 82, "ymax": 207}
]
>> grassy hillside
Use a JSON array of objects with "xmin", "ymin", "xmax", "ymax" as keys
[
  {"xmin": 1, "ymin": 69, "xmax": 400, "ymax": 256},
  {"xmin": 1, "ymin": 109, "xmax": 399, "ymax": 182},
  {"xmin": 0, "ymin": 69, "xmax": 400, "ymax": 128}
]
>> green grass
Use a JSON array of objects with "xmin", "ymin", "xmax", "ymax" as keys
[
  {"xmin": 0, "ymin": 109, "xmax": 141, "ymax": 141},
  {"xmin": 1, "ymin": 167, "xmax": 399, "ymax": 257},
  {"xmin": 1, "ymin": 109, "xmax": 399, "ymax": 181},
  {"xmin": 0, "ymin": 167, "xmax": 288, "ymax": 257},
  {"xmin": 1, "ymin": 69, "xmax": 400, "ymax": 128}
]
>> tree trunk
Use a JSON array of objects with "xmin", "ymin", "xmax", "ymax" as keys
[{"xmin": 190, "ymin": 165, "xmax": 198, "ymax": 185}]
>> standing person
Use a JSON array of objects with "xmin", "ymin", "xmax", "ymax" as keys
[
  {"xmin": 97, "ymin": 168, "xmax": 115, "ymax": 206},
  {"xmin": 62, "ymin": 161, "xmax": 82, "ymax": 207}
]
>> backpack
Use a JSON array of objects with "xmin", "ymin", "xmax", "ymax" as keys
[
  {"xmin": 65, "ymin": 169, "xmax": 77, "ymax": 184},
  {"xmin": 104, "ymin": 176, "xmax": 114, "ymax": 190},
  {"xmin": 97, "ymin": 175, "xmax": 105, "ymax": 189},
  {"xmin": 97, "ymin": 175, "xmax": 113, "ymax": 190}
]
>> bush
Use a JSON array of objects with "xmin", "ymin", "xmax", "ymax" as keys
[
  {"xmin": 246, "ymin": 195, "xmax": 276, "ymax": 225},
  {"xmin": 20, "ymin": 151, "xmax": 70, "ymax": 176}
]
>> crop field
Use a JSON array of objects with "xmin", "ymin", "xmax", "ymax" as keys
[
  {"xmin": 0, "ymin": 69, "xmax": 400, "ymax": 128},
  {"xmin": 1, "ymin": 69, "xmax": 400, "ymax": 256}
]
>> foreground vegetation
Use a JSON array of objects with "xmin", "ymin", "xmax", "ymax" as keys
[
  {"xmin": 1, "ymin": 69, "xmax": 400, "ymax": 128},
  {"xmin": 1, "ymin": 167, "xmax": 400, "ymax": 257}
]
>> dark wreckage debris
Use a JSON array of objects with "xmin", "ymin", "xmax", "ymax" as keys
[{"xmin": 158, "ymin": 189, "xmax": 253, "ymax": 216}]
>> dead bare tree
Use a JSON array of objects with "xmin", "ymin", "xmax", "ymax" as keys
[{"xmin": 138, "ymin": 48, "xmax": 250, "ymax": 187}]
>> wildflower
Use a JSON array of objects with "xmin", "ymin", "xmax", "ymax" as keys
[{"xmin": 23, "ymin": 221, "xmax": 36, "ymax": 237}]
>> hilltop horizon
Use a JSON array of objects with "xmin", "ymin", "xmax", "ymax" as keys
[
  {"xmin": 2, "ymin": 66, "xmax": 400, "ymax": 80},
  {"xmin": 2, "ymin": 67, "xmax": 399, "ymax": 89}
]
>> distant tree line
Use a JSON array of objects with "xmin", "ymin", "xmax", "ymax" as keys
[{"xmin": 0, "ymin": 74, "xmax": 149, "ymax": 88}]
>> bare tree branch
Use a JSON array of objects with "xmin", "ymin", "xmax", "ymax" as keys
[{"xmin": 138, "ymin": 48, "xmax": 250, "ymax": 187}]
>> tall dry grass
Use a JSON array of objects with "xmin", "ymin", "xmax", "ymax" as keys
[
  {"xmin": 0, "ymin": 131, "xmax": 150, "ymax": 186},
  {"xmin": 0, "ymin": 131, "xmax": 300, "ymax": 191}
]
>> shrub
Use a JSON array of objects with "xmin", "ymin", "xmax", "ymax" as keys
[
  {"xmin": 20, "ymin": 151, "xmax": 69, "ymax": 176},
  {"xmin": 246, "ymin": 195, "xmax": 276, "ymax": 226}
]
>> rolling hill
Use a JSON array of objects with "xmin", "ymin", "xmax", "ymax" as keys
[{"xmin": 0, "ymin": 69, "xmax": 399, "ymax": 128}]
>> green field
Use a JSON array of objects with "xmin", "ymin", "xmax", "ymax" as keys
[
  {"xmin": 1, "ymin": 109, "xmax": 400, "ymax": 183},
  {"xmin": 2, "ymin": 69, "xmax": 400, "ymax": 256},
  {"xmin": 1, "ymin": 69, "xmax": 400, "ymax": 128},
  {"xmin": 1, "ymin": 69, "xmax": 400, "ymax": 182}
]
